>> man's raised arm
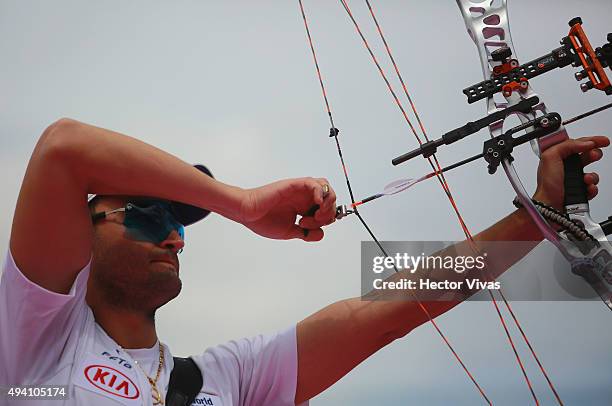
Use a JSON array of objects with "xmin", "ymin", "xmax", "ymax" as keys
[
  {"xmin": 10, "ymin": 118, "xmax": 243, "ymax": 294},
  {"xmin": 10, "ymin": 118, "xmax": 337, "ymax": 295}
]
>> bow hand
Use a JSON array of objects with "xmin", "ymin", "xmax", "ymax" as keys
[{"xmin": 533, "ymin": 136, "xmax": 609, "ymax": 210}]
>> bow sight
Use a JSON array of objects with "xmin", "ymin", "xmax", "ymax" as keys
[
  {"xmin": 392, "ymin": 16, "xmax": 612, "ymax": 309},
  {"xmin": 463, "ymin": 17, "xmax": 612, "ymax": 103}
]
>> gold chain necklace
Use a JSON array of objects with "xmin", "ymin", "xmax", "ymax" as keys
[{"xmin": 133, "ymin": 344, "xmax": 165, "ymax": 405}]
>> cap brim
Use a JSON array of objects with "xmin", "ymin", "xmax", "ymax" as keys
[
  {"xmin": 170, "ymin": 164, "xmax": 214, "ymax": 226},
  {"xmin": 89, "ymin": 164, "xmax": 214, "ymax": 227}
]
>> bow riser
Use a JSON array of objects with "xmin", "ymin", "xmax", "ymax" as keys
[
  {"xmin": 457, "ymin": 0, "xmax": 612, "ymax": 309},
  {"xmin": 456, "ymin": 0, "xmax": 567, "ymax": 152},
  {"xmin": 456, "ymin": 0, "xmax": 570, "ymax": 250}
]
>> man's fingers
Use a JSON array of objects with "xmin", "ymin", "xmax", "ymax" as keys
[
  {"xmin": 547, "ymin": 139, "xmax": 595, "ymax": 161},
  {"xmin": 286, "ymin": 224, "xmax": 324, "ymax": 241},
  {"xmin": 587, "ymin": 184, "xmax": 599, "ymax": 200},
  {"xmin": 299, "ymin": 226, "xmax": 324, "ymax": 242},
  {"xmin": 293, "ymin": 177, "xmax": 337, "ymax": 224},
  {"xmin": 581, "ymin": 148, "xmax": 604, "ymax": 166},
  {"xmin": 584, "ymin": 172, "xmax": 599, "ymax": 200},
  {"xmin": 303, "ymin": 204, "xmax": 320, "ymax": 217},
  {"xmin": 299, "ymin": 216, "xmax": 321, "ymax": 229},
  {"xmin": 315, "ymin": 202, "xmax": 337, "ymax": 223},
  {"xmin": 576, "ymin": 135, "xmax": 610, "ymax": 147},
  {"xmin": 318, "ymin": 187, "xmax": 336, "ymax": 212},
  {"xmin": 298, "ymin": 177, "xmax": 324, "ymax": 205},
  {"xmin": 584, "ymin": 172, "xmax": 599, "ymax": 186},
  {"xmin": 314, "ymin": 177, "xmax": 331, "ymax": 204},
  {"xmin": 543, "ymin": 136, "xmax": 609, "ymax": 162},
  {"xmin": 312, "ymin": 178, "xmax": 337, "ymax": 223},
  {"xmin": 300, "ymin": 214, "xmax": 335, "ymax": 228}
]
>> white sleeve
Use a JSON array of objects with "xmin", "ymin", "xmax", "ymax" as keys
[
  {"xmin": 0, "ymin": 248, "xmax": 91, "ymax": 385},
  {"xmin": 193, "ymin": 326, "xmax": 308, "ymax": 406}
]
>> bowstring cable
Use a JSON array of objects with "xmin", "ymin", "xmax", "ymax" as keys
[
  {"xmin": 336, "ymin": 1, "xmax": 537, "ymax": 403},
  {"xmin": 341, "ymin": 0, "xmax": 563, "ymax": 405},
  {"xmin": 337, "ymin": 0, "xmax": 567, "ymax": 403},
  {"xmin": 298, "ymin": 1, "xmax": 492, "ymax": 404},
  {"xmin": 361, "ymin": 2, "xmax": 563, "ymax": 405},
  {"xmin": 345, "ymin": 1, "xmax": 567, "ymax": 403},
  {"xmin": 338, "ymin": 0, "xmax": 472, "ymax": 239}
]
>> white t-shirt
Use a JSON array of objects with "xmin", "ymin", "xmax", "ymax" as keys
[{"xmin": 0, "ymin": 249, "xmax": 305, "ymax": 406}]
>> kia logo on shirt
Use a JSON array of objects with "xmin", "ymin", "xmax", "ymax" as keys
[{"xmin": 84, "ymin": 364, "xmax": 140, "ymax": 399}]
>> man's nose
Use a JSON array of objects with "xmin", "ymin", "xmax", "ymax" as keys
[{"xmin": 159, "ymin": 229, "xmax": 185, "ymax": 253}]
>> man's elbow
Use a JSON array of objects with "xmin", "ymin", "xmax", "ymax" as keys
[{"xmin": 36, "ymin": 118, "xmax": 82, "ymax": 160}]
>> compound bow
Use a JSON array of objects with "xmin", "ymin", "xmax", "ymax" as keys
[
  {"xmin": 298, "ymin": 0, "xmax": 611, "ymax": 404},
  {"xmin": 453, "ymin": 0, "xmax": 612, "ymax": 311}
]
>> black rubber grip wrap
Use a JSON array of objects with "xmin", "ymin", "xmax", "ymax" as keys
[{"xmin": 563, "ymin": 153, "xmax": 589, "ymax": 206}]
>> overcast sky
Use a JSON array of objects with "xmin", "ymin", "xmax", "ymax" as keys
[{"xmin": 1, "ymin": 1, "xmax": 611, "ymax": 404}]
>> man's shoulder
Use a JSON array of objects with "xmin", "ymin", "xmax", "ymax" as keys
[
  {"xmin": 0, "ymin": 247, "xmax": 94, "ymax": 385},
  {"xmin": 189, "ymin": 325, "xmax": 298, "ymax": 363},
  {"xmin": 184, "ymin": 326, "xmax": 300, "ymax": 406},
  {"xmin": 1, "ymin": 247, "xmax": 92, "ymax": 301}
]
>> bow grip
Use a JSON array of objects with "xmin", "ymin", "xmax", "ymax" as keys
[{"xmin": 563, "ymin": 153, "xmax": 589, "ymax": 206}]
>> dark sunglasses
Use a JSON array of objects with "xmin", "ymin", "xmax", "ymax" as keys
[{"xmin": 91, "ymin": 200, "xmax": 185, "ymax": 246}]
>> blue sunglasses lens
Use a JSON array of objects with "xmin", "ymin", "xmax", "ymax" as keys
[{"xmin": 123, "ymin": 201, "xmax": 185, "ymax": 244}]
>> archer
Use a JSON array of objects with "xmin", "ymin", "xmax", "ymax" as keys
[{"xmin": 0, "ymin": 118, "xmax": 607, "ymax": 405}]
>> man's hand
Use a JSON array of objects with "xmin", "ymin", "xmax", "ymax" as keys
[
  {"xmin": 239, "ymin": 178, "xmax": 337, "ymax": 241},
  {"xmin": 533, "ymin": 135, "xmax": 609, "ymax": 209}
]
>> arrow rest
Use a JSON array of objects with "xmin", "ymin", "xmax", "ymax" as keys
[{"xmin": 484, "ymin": 113, "xmax": 562, "ymax": 174}]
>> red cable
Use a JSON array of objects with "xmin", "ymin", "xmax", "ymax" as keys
[
  {"xmin": 353, "ymin": 0, "xmax": 549, "ymax": 401},
  {"xmin": 362, "ymin": 1, "xmax": 564, "ymax": 404},
  {"xmin": 341, "ymin": 1, "xmax": 566, "ymax": 404},
  {"xmin": 338, "ymin": 0, "xmax": 473, "ymax": 240},
  {"xmin": 299, "ymin": 0, "xmax": 492, "ymax": 403}
]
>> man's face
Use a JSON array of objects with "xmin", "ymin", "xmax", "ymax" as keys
[{"xmin": 88, "ymin": 196, "xmax": 185, "ymax": 312}]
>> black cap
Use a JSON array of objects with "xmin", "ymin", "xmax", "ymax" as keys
[
  {"xmin": 170, "ymin": 164, "xmax": 214, "ymax": 226},
  {"xmin": 88, "ymin": 163, "xmax": 214, "ymax": 227}
]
